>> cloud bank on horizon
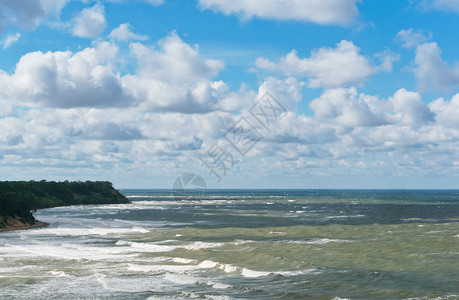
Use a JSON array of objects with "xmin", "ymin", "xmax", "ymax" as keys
[{"xmin": 0, "ymin": 0, "xmax": 458, "ymax": 188}]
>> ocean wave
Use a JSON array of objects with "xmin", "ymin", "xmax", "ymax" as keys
[
  {"xmin": 128, "ymin": 257, "xmax": 311, "ymax": 280},
  {"xmin": 163, "ymin": 274, "xmax": 233, "ymax": 291},
  {"xmin": 240, "ymin": 268, "xmax": 271, "ymax": 278},
  {"xmin": 184, "ymin": 241, "xmax": 225, "ymax": 250},
  {"xmin": 290, "ymin": 238, "xmax": 353, "ymax": 245},
  {"xmin": 127, "ymin": 263, "xmax": 199, "ymax": 273},
  {"xmin": 172, "ymin": 257, "xmax": 197, "ymax": 264},
  {"xmin": 269, "ymin": 231, "xmax": 287, "ymax": 235},
  {"xmin": 127, "ymin": 195, "xmax": 174, "ymax": 199},
  {"xmin": 3, "ymin": 243, "xmax": 139, "ymax": 261},
  {"xmin": 21, "ymin": 226, "xmax": 149, "ymax": 237},
  {"xmin": 95, "ymin": 273, "xmax": 172, "ymax": 293},
  {"xmin": 127, "ymin": 266, "xmax": 234, "ymax": 291},
  {"xmin": 48, "ymin": 270, "xmax": 72, "ymax": 277},
  {"xmin": 116, "ymin": 240, "xmax": 225, "ymax": 253},
  {"xmin": 179, "ymin": 259, "xmax": 315, "ymax": 279},
  {"xmin": 324, "ymin": 214, "xmax": 365, "ymax": 219}
]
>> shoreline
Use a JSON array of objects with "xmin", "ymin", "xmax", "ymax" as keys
[
  {"xmin": 0, "ymin": 181, "xmax": 129, "ymax": 233},
  {"xmin": 0, "ymin": 220, "xmax": 49, "ymax": 233}
]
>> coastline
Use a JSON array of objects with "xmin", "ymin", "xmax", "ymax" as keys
[
  {"xmin": 0, "ymin": 180, "xmax": 129, "ymax": 233},
  {"xmin": 0, "ymin": 216, "xmax": 49, "ymax": 232}
]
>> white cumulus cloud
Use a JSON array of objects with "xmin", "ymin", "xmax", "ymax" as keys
[
  {"xmin": 414, "ymin": 42, "xmax": 459, "ymax": 91},
  {"xmin": 388, "ymin": 88, "xmax": 435, "ymax": 125},
  {"xmin": 0, "ymin": 41, "xmax": 129, "ymax": 108},
  {"xmin": 0, "ymin": 32, "xmax": 252, "ymax": 114},
  {"xmin": 257, "ymin": 76, "xmax": 304, "ymax": 111},
  {"xmin": 1, "ymin": 29, "xmax": 458, "ymax": 186},
  {"xmin": 109, "ymin": 23, "xmax": 147, "ymax": 41},
  {"xmin": 429, "ymin": 93, "xmax": 459, "ymax": 127},
  {"xmin": 256, "ymin": 41, "xmax": 394, "ymax": 88},
  {"xmin": 0, "ymin": 0, "xmax": 68, "ymax": 32},
  {"xmin": 2, "ymin": 32, "xmax": 21, "ymax": 49},
  {"xmin": 394, "ymin": 28, "xmax": 432, "ymax": 49},
  {"xmin": 424, "ymin": 0, "xmax": 459, "ymax": 12},
  {"xmin": 72, "ymin": 3, "xmax": 107, "ymax": 38},
  {"xmin": 310, "ymin": 87, "xmax": 389, "ymax": 127},
  {"xmin": 123, "ymin": 33, "xmax": 235, "ymax": 113},
  {"xmin": 308, "ymin": 87, "xmax": 435, "ymax": 129},
  {"xmin": 197, "ymin": 0, "xmax": 360, "ymax": 25},
  {"xmin": 140, "ymin": 0, "xmax": 164, "ymax": 5}
]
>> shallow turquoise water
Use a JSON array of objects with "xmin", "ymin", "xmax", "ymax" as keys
[{"xmin": 0, "ymin": 190, "xmax": 458, "ymax": 299}]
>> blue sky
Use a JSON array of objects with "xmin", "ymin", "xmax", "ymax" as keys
[{"xmin": 0, "ymin": 0, "xmax": 458, "ymax": 189}]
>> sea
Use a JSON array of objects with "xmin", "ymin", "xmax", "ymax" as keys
[{"xmin": 0, "ymin": 189, "xmax": 458, "ymax": 299}]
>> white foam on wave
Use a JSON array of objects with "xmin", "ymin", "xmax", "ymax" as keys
[
  {"xmin": 325, "ymin": 214, "xmax": 365, "ymax": 219},
  {"xmin": 95, "ymin": 273, "xmax": 173, "ymax": 293},
  {"xmin": 129, "ymin": 260, "xmax": 227, "ymax": 274},
  {"xmin": 241, "ymin": 268, "xmax": 272, "ymax": 278},
  {"xmin": 129, "ymin": 202, "xmax": 169, "ymax": 211},
  {"xmin": 0, "ymin": 266, "xmax": 34, "ymax": 274},
  {"xmin": 124, "ymin": 241, "xmax": 178, "ymax": 252},
  {"xmin": 426, "ymin": 230, "xmax": 443, "ymax": 234},
  {"xmin": 128, "ymin": 199, "xmax": 237, "ymax": 207},
  {"xmin": 115, "ymin": 240, "xmax": 129, "ymax": 246},
  {"xmin": 131, "ymin": 256, "xmax": 315, "ymax": 284},
  {"xmin": 276, "ymin": 269, "xmax": 317, "ymax": 276},
  {"xmin": 4, "ymin": 243, "xmax": 138, "ymax": 261},
  {"xmin": 198, "ymin": 260, "xmax": 219, "ymax": 269},
  {"xmin": 172, "ymin": 257, "xmax": 197, "ymax": 264},
  {"xmin": 163, "ymin": 273, "xmax": 233, "ymax": 290},
  {"xmin": 230, "ymin": 239, "xmax": 253, "ymax": 246},
  {"xmin": 211, "ymin": 282, "xmax": 232, "ymax": 290},
  {"xmin": 127, "ymin": 263, "xmax": 199, "ymax": 273},
  {"xmin": 174, "ymin": 293, "xmax": 234, "ymax": 300},
  {"xmin": 292, "ymin": 238, "xmax": 352, "ymax": 245},
  {"xmin": 48, "ymin": 270, "xmax": 71, "ymax": 277},
  {"xmin": 22, "ymin": 226, "xmax": 149, "ymax": 237},
  {"xmin": 126, "ymin": 259, "xmax": 236, "ymax": 292},
  {"xmin": 154, "ymin": 239, "xmax": 179, "ymax": 244},
  {"xmin": 117, "ymin": 240, "xmax": 225, "ymax": 253},
  {"xmin": 184, "ymin": 241, "xmax": 225, "ymax": 250},
  {"xmin": 129, "ymin": 257, "xmax": 267, "ymax": 280},
  {"xmin": 88, "ymin": 204, "xmax": 134, "ymax": 210},
  {"xmin": 219, "ymin": 263, "xmax": 238, "ymax": 273},
  {"xmin": 190, "ymin": 260, "xmax": 238, "ymax": 275},
  {"xmin": 269, "ymin": 231, "xmax": 287, "ymax": 235},
  {"xmin": 193, "ymin": 259, "xmax": 271, "ymax": 278},
  {"xmin": 127, "ymin": 195, "xmax": 167, "ymax": 199},
  {"xmin": 91, "ymin": 227, "xmax": 149, "ymax": 235},
  {"xmin": 163, "ymin": 273, "xmax": 200, "ymax": 285}
]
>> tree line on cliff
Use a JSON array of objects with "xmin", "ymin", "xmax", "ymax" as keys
[{"xmin": 0, "ymin": 180, "xmax": 130, "ymax": 226}]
